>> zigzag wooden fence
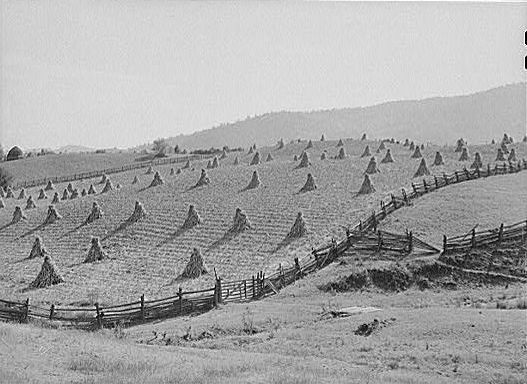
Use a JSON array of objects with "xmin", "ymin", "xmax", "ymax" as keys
[
  {"xmin": 1, "ymin": 159, "xmax": 526, "ymax": 329},
  {"xmin": 443, "ymin": 220, "xmax": 527, "ymax": 254},
  {"xmin": 13, "ymin": 154, "xmax": 209, "ymax": 190},
  {"xmin": 344, "ymin": 229, "xmax": 440, "ymax": 255}
]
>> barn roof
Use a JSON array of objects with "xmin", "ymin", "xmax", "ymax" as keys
[{"xmin": 7, "ymin": 146, "xmax": 24, "ymax": 160}]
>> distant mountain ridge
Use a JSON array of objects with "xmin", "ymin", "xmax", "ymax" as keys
[
  {"xmin": 153, "ymin": 83, "xmax": 525, "ymax": 150},
  {"xmin": 55, "ymin": 145, "xmax": 94, "ymax": 153}
]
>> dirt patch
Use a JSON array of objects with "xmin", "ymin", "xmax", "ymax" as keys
[
  {"xmin": 369, "ymin": 266, "xmax": 411, "ymax": 291},
  {"xmin": 321, "ymin": 259, "xmax": 520, "ymax": 293},
  {"xmin": 439, "ymin": 248, "xmax": 526, "ymax": 278},
  {"xmin": 354, "ymin": 317, "xmax": 396, "ymax": 337}
]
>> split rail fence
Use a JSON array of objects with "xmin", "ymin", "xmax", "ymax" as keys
[
  {"xmin": 443, "ymin": 220, "xmax": 527, "ymax": 254},
  {"xmin": 13, "ymin": 154, "xmax": 209, "ymax": 190},
  {"xmin": 1, "ymin": 159, "xmax": 526, "ymax": 329}
]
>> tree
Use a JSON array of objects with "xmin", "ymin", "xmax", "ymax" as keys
[
  {"xmin": 152, "ymin": 138, "xmax": 168, "ymax": 154},
  {"xmin": 0, "ymin": 166, "xmax": 13, "ymax": 188}
]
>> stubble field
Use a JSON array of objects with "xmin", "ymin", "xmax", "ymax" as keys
[{"xmin": 0, "ymin": 138, "xmax": 525, "ymax": 308}]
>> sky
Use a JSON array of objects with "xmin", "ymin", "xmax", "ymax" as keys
[{"xmin": 0, "ymin": 1, "xmax": 525, "ymax": 150}]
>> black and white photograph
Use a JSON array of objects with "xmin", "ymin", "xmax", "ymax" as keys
[{"xmin": 0, "ymin": 1, "xmax": 525, "ymax": 383}]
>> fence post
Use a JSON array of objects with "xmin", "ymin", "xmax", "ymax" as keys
[
  {"xmin": 423, "ymin": 179, "xmax": 428, "ymax": 193},
  {"xmin": 95, "ymin": 303, "xmax": 102, "ymax": 329},
  {"xmin": 407, "ymin": 231, "xmax": 413, "ymax": 253},
  {"xmin": 471, "ymin": 229, "xmax": 476, "ymax": 248},
  {"xmin": 498, "ymin": 224, "xmax": 504, "ymax": 244},
  {"xmin": 443, "ymin": 173, "xmax": 449, "ymax": 185},
  {"xmin": 140, "ymin": 294, "xmax": 145, "ymax": 322},
  {"xmin": 391, "ymin": 194, "xmax": 397, "ymax": 209},
  {"xmin": 372, "ymin": 211, "xmax": 377, "ymax": 232},
  {"xmin": 381, "ymin": 201, "xmax": 386, "ymax": 216},
  {"xmin": 218, "ymin": 278, "xmax": 223, "ymax": 304},
  {"xmin": 244, "ymin": 280, "xmax": 247, "ymax": 299},
  {"xmin": 279, "ymin": 264, "xmax": 285, "ymax": 286},
  {"xmin": 476, "ymin": 167, "xmax": 481, "ymax": 178},
  {"xmin": 23, "ymin": 298, "xmax": 30, "ymax": 323},
  {"xmin": 294, "ymin": 258, "xmax": 302, "ymax": 280},
  {"xmin": 402, "ymin": 189, "xmax": 408, "ymax": 204},
  {"xmin": 49, "ymin": 304, "xmax": 55, "ymax": 321},
  {"xmin": 313, "ymin": 253, "xmax": 320, "ymax": 268},
  {"xmin": 252, "ymin": 275, "xmax": 255, "ymax": 299},
  {"xmin": 178, "ymin": 287, "xmax": 183, "ymax": 314},
  {"xmin": 442, "ymin": 235, "xmax": 447, "ymax": 252},
  {"xmin": 214, "ymin": 279, "xmax": 219, "ymax": 307},
  {"xmin": 455, "ymin": 171, "xmax": 459, "ymax": 183},
  {"xmin": 434, "ymin": 176, "xmax": 438, "ymax": 189},
  {"xmin": 486, "ymin": 164, "xmax": 491, "ymax": 177},
  {"xmin": 412, "ymin": 183, "xmax": 418, "ymax": 195},
  {"xmin": 261, "ymin": 273, "xmax": 265, "ymax": 297},
  {"xmin": 377, "ymin": 231, "xmax": 382, "ymax": 252}
]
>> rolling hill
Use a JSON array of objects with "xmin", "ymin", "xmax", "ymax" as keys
[
  {"xmin": 1, "ymin": 137, "xmax": 525, "ymax": 306},
  {"xmin": 156, "ymin": 83, "xmax": 525, "ymax": 150}
]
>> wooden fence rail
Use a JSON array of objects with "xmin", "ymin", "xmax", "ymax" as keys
[
  {"xmin": 443, "ymin": 220, "xmax": 527, "ymax": 254},
  {"xmin": 1, "ymin": 158, "xmax": 526, "ymax": 329}
]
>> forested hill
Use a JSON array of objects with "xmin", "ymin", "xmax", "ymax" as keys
[{"xmin": 160, "ymin": 83, "xmax": 525, "ymax": 149}]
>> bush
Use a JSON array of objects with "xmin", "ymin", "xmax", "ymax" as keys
[
  {"xmin": 190, "ymin": 146, "xmax": 244, "ymax": 155},
  {"xmin": 152, "ymin": 138, "xmax": 168, "ymax": 154},
  {"xmin": 190, "ymin": 147, "xmax": 222, "ymax": 155}
]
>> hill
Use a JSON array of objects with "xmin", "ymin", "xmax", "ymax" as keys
[
  {"xmin": 2, "ymin": 276, "xmax": 525, "ymax": 384},
  {"xmin": 55, "ymin": 145, "xmax": 95, "ymax": 153},
  {"xmin": 0, "ymin": 152, "xmax": 140, "ymax": 185},
  {"xmin": 0, "ymin": 138, "xmax": 525, "ymax": 306},
  {"xmin": 156, "ymin": 83, "xmax": 525, "ymax": 150},
  {"xmin": 380, "ymin": 171, "xmax": 527, "ymax": 246}
]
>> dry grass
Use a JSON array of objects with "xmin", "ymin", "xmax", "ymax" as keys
[
  {"xmin": 379, "ymin": 171, "xmax": 527, "ymax": 245},
  {"xmin": 0, "ymin": 139, "xmax": 525, "ymax": 307},
  {"xmin": 1, "ymin": 274, "xmax": 525, "ymax": 384},
  {"xmin": 1, "ymin": 139, "xmax": 525, "ymax": 384},
  {"xmin": 1, "ymin": 152, "xmax": 138, "ymax": 184}
]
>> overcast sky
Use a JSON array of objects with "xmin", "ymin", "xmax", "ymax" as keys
[{"xmin": 0, "ymin": 1, "xmax": 525, "ymax": 150}]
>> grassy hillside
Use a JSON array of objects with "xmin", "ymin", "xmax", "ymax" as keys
[
  {"xmin": 1, "ymin": 276, "xmax": 525, "ymax": 384},
  {"xmin": 0, "ymin": 138, "xmax": 525, "ymax": 307},
  {"xmin": 155, "ymin": 83, "xmax": 525, "ymax": 150},
  {"xmin": 0, "ymin": 152, "xmax": 138, "ymax": 184},
  {"xmin": 380, "ymin": 172, "xmax": 527, "ymax": 246}
]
